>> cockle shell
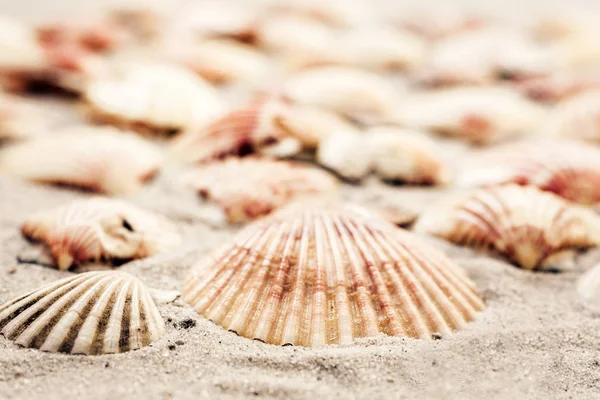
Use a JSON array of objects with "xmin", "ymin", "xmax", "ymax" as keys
[
  {"xmin": 22, "ymin": 197, "xmax": 181, "ymax": 270},
  {"xmin": 414, "ymin": 185, "xmax": 600, "ymax": 270},
  {"xmin": 0, "ymin": 126, "xmax": 162, "ymax": 195},
  {"xmin": 85, "ymin": 63, "xmax": 224, "ymax": 134},
  {"xmin": 183, "ymin": 203, "xmax": 485, "ymax": 346},
  {"xmin": 577, "ymin": 264, "xmax": 600, "ymax": 312},
  {"xmin": 455, "ymin": 139, "xmax": 600, "ymax": 205},
  {"xmin": 181, "ymin": 158, "xmax": 338, "ymax": 223},
  {"xmin": 0, "ymin": 271, "xmax": 165, "ymax": 354},
  {"xmin": 396, "ymin": 87, "xmax": 546, "ymax": 145},
  {"xmin": 543, "ymin": 91, "xmax": 600, "ymax": 141},
  {"xmin": 168, "ymin": 94, "xmax": 302, "ymax": 165},
  {"xmin": 316, "ymin": 131, "xmax": 371, "ymax": 180},
  {"xmin": 517, "ymin": 72, "xmax": 600, "ymax": 102},
  {"xmin": 283, "ymin": 66, "xmax": 402, "ymax": 123}
]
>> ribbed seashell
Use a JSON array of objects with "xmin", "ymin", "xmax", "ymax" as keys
[
  {"xmin": 543, "ymin": 91, "xmax": 600, "ymax": 142},
  {"xmin": 168, "ymin": 94, "xmax": 301, "ymax": 165},
  {"xmin": 517, "ymin": 72, "xmax": 600, "ymax": 102},
  {"xmin": 22, "ymin": 197, "xmax": 180, "ymax": 270},
  {"xmin": 0, "ymin": 271, "xmax": 165, "ymax": 354},
  {"xmin": 85, "ymin": 63, "xmax": 224, "ymax": 134},
  {"xmin": 181, "ymin": 158, "xmax": 338, "ymax": 223},
  {"xmin": 183, "ymin": 203, "xmax": 485, "ymax": 346},
  {"xmin": 577, "ymin": 264, "xmax": 600, "ymax": 312},
  {"xmin": 455, "ymin": 139, "xmax": 600, "ymax": 205},
  {"xmin": 0, "ymin": 16, "xmax": 45, "ymax": 72},
  {"xmin": 414, "ymin": 184, "xmax": 600, "ymax": 270},
  {"xmin": 283, "ymin": 66, "xmax": 402, "ymax": 123},
  {"xmin": 396, "ymin": 87, "xmax": 546, "ymax": 145},
  {"xmin": 0, "ymin": 126, "xmax": 162, "ymax": 195}
]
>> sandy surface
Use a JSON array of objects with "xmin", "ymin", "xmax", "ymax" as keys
[{"xmin": 2, "ymin": 1, "xmax": 600, "ymax": 399}]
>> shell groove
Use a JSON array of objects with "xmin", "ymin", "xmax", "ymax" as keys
[
  {"xmin": 414, "ymin": 185, "xmax": 600, "ymax": 270},
  {"xmin": 184, "ymin": 203, "xmax": 485, "ymax": 347},
  {"xmin": 0, "ymin": 126, "xmax": 162, "ymax": 195},
  {"xmin": 456, "ymin": 139, "xmax": 600, "ymax": 205},
  {"xmin": 181, "ymin": 158, "xmax": 338, "ymax": 222},
  {"xmin": 22, "ymin": 197, "xmax": 181, "ymax": 270},
  {"xmin": 0, "ymin": 271, "xmax": 165, "ymax": 354}
]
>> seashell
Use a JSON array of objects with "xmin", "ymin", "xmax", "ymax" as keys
[
  {"xmin": 316, "ymin": 131, "xmax": 371, "ymax": 180},
  {"xmin": 394, "ymin": 5, "xmax": 484, "ymax": 41},
  {"xmin": 104, "ymin": 0, "xmax": 173, "ymax": 40},
  {"xmin": 396, "ymin": 87, "xmax": 546, "ymax": 145},
  {"xmin": 283, "ymin": 66, "xmax": 402, "ymax": 123},
  {"xmin": 21, "ymin": 197, "xmax": 180, "ymax": 270},
  {"xmin": 85, "ymin": 63, "xmax": 224, "ymax": 134},
  {"xmin": 36, "ymin": 19, "xmax": 122, "ymax": 53},
  {"xmin": 0, "ymin": 93, "xmax": 53, "ymax": 141},
  {"xmin": 265, "ymin": 0, "xmax": 378, "ymax": 28},
  {"xmin": 543, "ymin": 90, "xmax": 600, "ymax": 142},
  {"xmin": 414, "ymin": 184, "xmax": 600, "ymax": 270},
  {"xmin": 455, "ymin": 139, "xmax": 600, "ymax": 205},
  {"xmin": 516, "ymin": 71, "xmax": 600, "ymax": 102},
  {"xmin": 168, "ymin": 94, "xmax": 302, "ymax": 165},
  {"xmin": 577, "ymin": 264, "xmax": 600, "ymax": 312},
  {"xmin": 0, "ymin": 16, "xmax": 45, "ymax": 73},
  {"xmin": 181, "ymin": 158, "xmax": 338, "ymax": 223},
  {"xmin": 0, "ymin": 270, "xmax": 165, "ymax": 354},
  {"xmin": 0, "ymin": 126, "xmax": 162, "ymax": 195},
  {"xmin": 183, "ymin": 202, "xmax": 485, "ymax": 346}
]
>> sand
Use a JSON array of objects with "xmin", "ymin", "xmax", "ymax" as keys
[{"xmin": 2, "ymin": 0, "xmax": 600, "ymax": 399}]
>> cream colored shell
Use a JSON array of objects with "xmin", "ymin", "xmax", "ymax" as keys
[
  {"xmin": 577, "ymin": 264, "xmax": 600, "ymax": 312},
  {"xmin": 0, "ymin": 15, "xmax": 45, "ymax": 72},
  {"xmin": 543, "ymin": 90, "xmax": 600, "ymax": 141}
]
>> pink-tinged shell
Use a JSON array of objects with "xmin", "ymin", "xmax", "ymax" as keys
[
  {"xmin": 517, "ymin": 72, "xmax": 600, "ymax": 102},
  {"xmin": 543, "ymin": 91, "xmax": 600, "ymax": 141},
  {"xmin": 183, "ymin": 203, "xmax": 484, "ymax": 347},
  {"xmin": 0, "ymin": 126, "xmax": 162, "ymax": 195},
  {"xmin": 0, "ymin": 271, "xmax": 164, "ymax": 354},
  {"xmin": 181, "ymin": 158, "xmax": 338, "ymax": 223},
  {"xmin": 396, "ymin": 87, "xmax": 546, "ymax": 145},
  {"xmin": 577, "ymin": 264, "xmax": 600, "ymax": 312},
  {"xmin": 414, "ymin": 185, "xmax": 600, "ymax": 270},
  {"xmin": 456, "ymin": 139, "xmax": 600, "ymax": 205},
  {"xmin": 169, "ymin": 94, "xmax": 301, "ymax": 165},
  {"xmin": 22, "ymin": 197, "xmax": 181, "ymax": 270}
]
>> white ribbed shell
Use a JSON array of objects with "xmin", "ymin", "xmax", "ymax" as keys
[
  {"xmin": 0, "ymin": 271, "xmax": 165, "ymax": 354},
  {"xmin": 184, "ymin": 203, "xmax": 484, "ymax": 347}
]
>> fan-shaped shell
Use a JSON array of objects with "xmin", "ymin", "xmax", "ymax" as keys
[
  {"xmin": 455, "ymin": 139, "xmax": 600, "ymax": 205},
  {"xmin": 22, "ymin": 197, "xmax": 181, "ymax": 270},
  {"xmin": 183, "ymin": 203, "xmax": 484, "ymax": 346},
  {"xmin": 414, "ymin": 185, "xmax": 600, "ymax": 270},
  {"xmin": 577, "ymin": 264, "xmax": 600, "ymax": 312},
  {"xmin": 543, "ymin": 91, "xmax": 600, "ymax": 141},
  {"xmin": 0, "ymin": 271, "xmax": 164, "ymax": 354},
  {"xmin": 168, "ymin": 94, "xmax": 301, "ymax": 165},
  {"xmin": 0, "ymin": 126, "xmax": 162, "ymax": 195},
  {"xmin": 181, "ymin": 158, "xmax": 338, "ymax": 223},
  {"xmin": 396, "ymin": 87, "xmax": 546, "ymax": 145},
  {"xmin": 85, "ymin": 63, "xmax": 224, "ymax": 134}
]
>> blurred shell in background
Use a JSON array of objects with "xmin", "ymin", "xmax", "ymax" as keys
[
  {"xmin": 543, "ymin": 90, "xmax": 600, "ymax": 141},
  {"xmin": 516, "ymin": 71, "xmax": 600, "ymax": 102},
  {"xmin": 577, "ymin": 264, "xmax": 600, "ymax": 313},
  {"xmin": 0, "ymin": 15, "xmax": 45, "ymax": 72}
]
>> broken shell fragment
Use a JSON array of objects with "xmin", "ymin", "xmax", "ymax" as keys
[
  {"xmin": 577, "ymin": 264, "xmax": 600, "ymax": 312},
  {"xmin": 181, "ymin": 158, "xmax": 338, "ymax": 223},
  {"xmin": 456, "ymin": 139, "xmax": 600, "ymax": 205},
  {"xmin": 183, "ymin": 203, "xmax": 484, "ymax": 347},
  {"xmin": 85, "ymin": 63, "xmax": 224, "ymax": 134},
  {"xmin": 414, "ymin": 185, "xmax": 600, "ymax": 270},
  {"xmin": 0, "ymin": 126, "xmax": 162, "ymax": 195},
  {"xmin": 21, "ymin": 197, "xmax": 181, "ymax": 270},
  {"xmin": 0, "ymin": 271, "xmax": 165, "ymax": 354}
]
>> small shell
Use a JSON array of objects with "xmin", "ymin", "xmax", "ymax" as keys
[
  {"xmin": 0, "ymin": 271, "xmax": 165, "ymax": 354},
  {"xmin": 0, "ymin": 93, "xmax": 52, "ymax": 140},
  {"xmin": 168, "ymin": 94, "xmax": 301, "ymax": 165},
  {"xmin": 266, "ymin": 0, "xmax": 377, "ymax": 28},
  {"xmin": 85, "ymin": 63, "xmax": 224, "ymax": 134},
  {"xmin": 316, "ymin": 131, "xmax": 371, "ymax": 180},
  {"xmin": 0, "ymin": 16, "xmax": 45, "ymax": 72},
  {"xmin": 517, "ymin": 72, "xmax": 600, "ymax": 102},
  {"xmin": 414, "ymin": 185, "xmax": 600, "ymax": 270},
  {"xmin": 395, "ymin": 5, "xmax": 484, "ymax": 41},
  {"xmin": 396, "ymin": 87, "xmax": 546, "ymax": 145},
  {"xmin": 22, "ymin": 197, "xmax": 181, "ymax": 270},
  {"xmin": 543, "ymin": 90, "xmax": 600, "ymax": 141},
  {"xmin": 0, "ymin": 126, "xmax": 162, "ymax": 195},
  {"xmin": 181, "ymin": 158, "xmax": 338, "ymax": 223},
  {"xmin": 183, "ymin": 203, "xmax": 484, "ymax": 346},
  {"xmin": 455, "ymin": 139, "xmax": 600, "ymax": 205},
  {"xmin": 577, "ymin": 264, "xmax": 600, "ymax": 312},
  {"xmin": 283, "ymin": 66, "xmax": 402, "ymax": 123}
]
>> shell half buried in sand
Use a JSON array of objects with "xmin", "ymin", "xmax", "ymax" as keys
[
  {"xmin": 0, "ymin": 271, "xmax": 165, "ymax": 355},
  {"xmin": 181, "ymin": 158, "xmax": 338, "ymax": 223},
  {"xmin": 577, "ymin": 264, "xmax": 600, "ymax": 313},
  {"xmin": 414, "ymin": 185, "xmax": 600, "ymax": 270},
  {"xmin": 0, "ymin": 126, "xmax": 162, "ymax": 195},
  {"xmin": 455, "ymin": 139, "xmax": 600, "ymax": 205},
  {"xmin": 85, "ymin": 63, "xmax": 224, "ymax": 134},
  {"xmin": 21, "ymin": 197, "xmax": 181, "ymax": 270},
  {"xmin": 183, "ymin": 203, "xmax": 485, "ymax": 347}
]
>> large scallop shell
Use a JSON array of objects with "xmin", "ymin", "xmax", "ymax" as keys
[
  {"xmin": 0, "ymin": 271, "xmax": 165, "ymax": 354},
  {"xmin": 396, "ymin": 87, "xmax": 546, "ymax": 145},
  {"xmin": 543, "ymin": 91, "xmax": 600, "ymax": 141},
  {"xmin": 455, "ymin": 139, "xmax": 600, "ymax": 205},
  {"xmin": 181, "ymin": 158, "xmax": 338, "ymax": 223},
  {"xmin": 22, "ymin": 197, "xmax": 181, "ymax": 270},
  {"xmin": 85, "ymin": 63, "xmax": 224, "ymax": 134},
  {"xmin": 168, "ymin": 94, "xmax": 302, "ymax": 165},
  {"xmin": 183, "ymin": 203, "xmax": 484, "ymax": 346},
  {"xmin": 0, "ymin": 126, "xmax": 162, "ymax": 195},
  {"xmin": 577, "ymin": 264, "xmax": 600, "ymax": 312},
  {"xmin": 414, "ymin": 184, "xmax": 600, "ymax": 270}
]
